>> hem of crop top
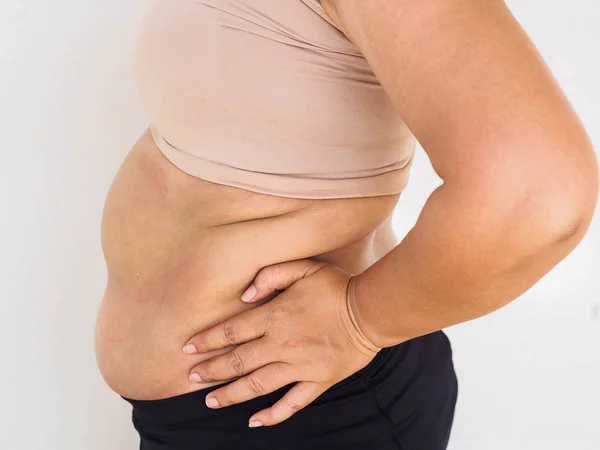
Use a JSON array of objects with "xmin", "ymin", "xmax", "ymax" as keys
[{"xmin": 149, "ymin": 125, "xmax": 415, "ymax": 200}]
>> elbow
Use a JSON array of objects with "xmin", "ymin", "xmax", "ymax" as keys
[
  {"xmin": 512, "ymin": 154, "xmax": 598, "ymax": 249},
  {"xmin": 553, "ymin": 170, "xmax": 598, "ymax": 245},
  {"xmin": 551, "ymin": 201, "xmax": 594, "ymax": 246},
  {"xmin": 450, "ymin": 148, "xmax": 600, "ymax": 253}
]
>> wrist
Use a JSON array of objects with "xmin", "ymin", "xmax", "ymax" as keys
[
  {"xmin": 347, "ymin": 274, "xmax": 412, "ymax": 348},
  {"xmin": 345, "ymin": 275, "xmax": 384, "ymax": 351}
]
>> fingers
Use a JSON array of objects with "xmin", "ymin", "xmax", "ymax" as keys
[
  {"xmin": 204, "ymin": 362, "xmax": 296, "ymax": 409},
  {"xmin": 241, "ymin": 259, "xmax": 328, "ymax": 303},
  {"xmin": 183, "ymin": 307, "xmax": 267, "ymax": 354},
  {"xmin": 248, "ymin": 381, "xmax": 327, "ymax": 427},
  {"xmin": 189, "ymin": 338, "xmax": 276, "ymax": 383}
]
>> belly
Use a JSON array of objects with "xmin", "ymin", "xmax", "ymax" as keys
[{"xmin": 95, "ymin": 129, "xmax": 400, "ymax": 400}]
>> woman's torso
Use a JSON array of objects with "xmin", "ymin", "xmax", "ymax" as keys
[
  {"xmin": 94, "ymin": 129, "xmax": 401, "ymax": 400},
  {"xmin": 94, "ymin": 0, "xmax": 415, "ymax": 400}
]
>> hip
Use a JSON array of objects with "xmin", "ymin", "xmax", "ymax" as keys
[{"xmin": 125, "ymin": 331, "xmax": 458, "ymax": 450}]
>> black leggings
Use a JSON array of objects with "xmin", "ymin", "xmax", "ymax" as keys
[{"xmin": 124, "ymin": 331, "xmax": 458, "ymax": 450}]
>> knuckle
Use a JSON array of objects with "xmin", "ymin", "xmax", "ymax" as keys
[
  {"xmin": 247, "ymin": 375, "xmax": 265, "ymax": 395},
  {"xmin": 214, "ymin": 389, "xmax": 231, "ymax": 406},
  {"xmin": 271, "ymin": 304, "xmax": 291, "ymax": 322},
  {"xmin": 196, "ymin": 364, "xmax": 213, "ymax": 381},
  {"xmin": 228, "ymin": 352, "xmax": 245, "ymax": 377},
  {"xmin": 283, "ymin": 335, "xmax": 306, "ymax": 350},
  {"xmin": 286, "ymin": 400, "xmax": 304, "ymax": 412},
  {"xmin": 222, "ymin": 321, "xmax": 237, "ymax": 345},
  {"xmin": 297, "ymin": 259, "xmax": 317, "ymax": 275},
  {"xmin": 191, "ymin": 335, "xmax": 207, "ymax": 352},
  {"xmin": 262, "ymin": 264, "xmax": 281, "ymax": 287},
  {"xmin": 262, "ymin": 411, "xmax": 277, "ymax": 424}
]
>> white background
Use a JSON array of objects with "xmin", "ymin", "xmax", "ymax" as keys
[{"xmin": 1, "ymin": 1, "xmax": 598, "ymax": 449}]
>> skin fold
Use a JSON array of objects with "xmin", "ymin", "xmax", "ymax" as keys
[{"xmin": 95, "ymin": 129, "xmax": 401, "ymax": 401}]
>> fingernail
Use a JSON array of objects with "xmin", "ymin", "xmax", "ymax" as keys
[
  {"xmin": 206, "ymin": 397, "xmax": 220, "ymax": 408},
  {"xmin": 249, "ymin": 420, "xmax": 263, "ymax": 428},
  {"xmin": 183, "ymin": 344, "xmax": 197, "ymax": 354},
  {"xmin": 241, "ymin": 285, "xmax": 257, "ymax": 303},
  {"xmin": 189, "ymin": 373, "xmax": 202, "ymax": 383}
]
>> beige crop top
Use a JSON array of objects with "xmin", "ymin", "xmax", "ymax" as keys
[{"xmin": 132, "ymin": 0, "xmax": 417, "ymax": 199}]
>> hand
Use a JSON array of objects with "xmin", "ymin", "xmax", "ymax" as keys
[{"xmin": 182, "ymin": 259, "xmax": 381, "ymax": 427}]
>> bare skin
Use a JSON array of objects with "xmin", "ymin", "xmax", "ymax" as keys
[
  {"xmin": 96, "ymin": 0, "xmax": 598, "ymax": 427},
  {"xmin": 94, "ymin": 128, "xmax": 400, "ymax": 400}
]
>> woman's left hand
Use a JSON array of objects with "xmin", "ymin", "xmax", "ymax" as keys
[{"xmin": 182, "ymin": 259, "xmax": 381, "ymax": 427}]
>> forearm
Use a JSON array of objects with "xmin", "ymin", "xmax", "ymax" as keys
[{"xmin": 350, "ymin": 174, "xmax": 598, "ymax": 348}]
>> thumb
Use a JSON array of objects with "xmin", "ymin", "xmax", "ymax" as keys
[{"xmin": 240, "ymin": 259, "xmax": 328, "ymax": 303}]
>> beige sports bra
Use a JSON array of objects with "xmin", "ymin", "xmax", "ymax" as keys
[{"xmin": 132, "ymin": 0, "xmax": 416, "ymax": 199}]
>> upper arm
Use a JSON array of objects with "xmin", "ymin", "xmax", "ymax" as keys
[{"xmin": 321, "ymin": 0, "xmax": 597, "ymax": 191}]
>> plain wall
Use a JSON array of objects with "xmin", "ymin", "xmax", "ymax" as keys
[{"xmin": 1, "ymin": 1, "xmax": 598, "ymax": 449}]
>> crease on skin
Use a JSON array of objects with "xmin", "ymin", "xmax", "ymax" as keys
[
  {"xmin": 206, "ymin": 203, "xmax": 313, "ymax": 228},
  {"xmin": 344, "ymin": 276, "xmax": 382, "ymax": 355}
]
